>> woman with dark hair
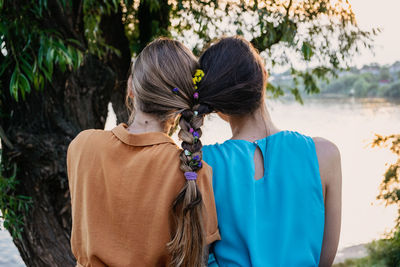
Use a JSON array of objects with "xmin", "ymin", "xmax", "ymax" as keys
[{"xmin": 196, "ymin": 36, "xmax": 342, "ymax": 266}]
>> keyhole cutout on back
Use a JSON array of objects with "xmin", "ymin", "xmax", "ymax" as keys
[{"xmin": 253, "ymin": 144, "xmax": 265, "ymax": 180}]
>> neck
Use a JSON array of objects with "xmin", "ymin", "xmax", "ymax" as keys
[
  {"xmin": 127, "ymin": 110, "xmax": 167, "ymax": 134},
  {"xmin": 228, "ymin": 104, "xmax": 280, "ymax": 142}
]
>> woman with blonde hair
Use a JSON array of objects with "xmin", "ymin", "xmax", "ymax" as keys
[{"xmin": 67, "ymin": 38, "xmax": 220, "ymax": 267}]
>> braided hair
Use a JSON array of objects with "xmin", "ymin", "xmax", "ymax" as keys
[
  {"xmin": 127, "ymin": 38, "xmax": 208, "ymax": 267},
  {"xmin": 168, "ymin": 70, "xmax": 209, "ymax": 267}
]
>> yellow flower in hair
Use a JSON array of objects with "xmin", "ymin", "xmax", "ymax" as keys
[
  {"xmin": 195, "ymin": 69, "xmax": 204, "ymax": 78},
  {"xmin": 193, "ymin": 69, "xmax": 205, "ymax": 87}
]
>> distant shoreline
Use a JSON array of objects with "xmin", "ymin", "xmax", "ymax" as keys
[{"xmin": 334, "ymin": 244, "xmax": 368, "ymax": 264}]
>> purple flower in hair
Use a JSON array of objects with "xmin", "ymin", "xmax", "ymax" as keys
[
  {"xmin": 193, "ymin": 92, "xmax": 199, "ymax": 99},
  {"xmin": 172, "ymin": 87, "xmax": 179, "ymax": 94},
  {"xmin": 198, "ymin": 161, "xmax": 202, "ymax": 168},
  {"xmin": 189, "ymin": 128, "xmax": 194, "ymax": 133},
  {"xmin": 184, "ymin": 172, "xmax": 197, "ymax": 180},
  {"xmin": 193, "ymin": 131, "xmax": 199, "ymax": 138},
  {"xmin": 193, "ymin": 155, "xmax": 200, "ymax": 161}
]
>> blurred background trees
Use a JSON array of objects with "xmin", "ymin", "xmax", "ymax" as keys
[
  {"xmin": 272, "ymin": 61, "xmax": 400, "ymax": 98},
  {"xmin": 0, "ymin": 0, "xmax": 376, "ymax": 266}
]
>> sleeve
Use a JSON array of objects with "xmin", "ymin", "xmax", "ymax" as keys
[
  {"xmin": 66, "ymin": 130, "xmax": 95, "ymax": 197},
  {"xmin": 196, "ymin": 163, "xmax": 221, "ymax": 245}
]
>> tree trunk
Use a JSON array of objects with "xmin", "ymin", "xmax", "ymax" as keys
[
  {"xmin": 1, "ymin": 55, "xmax": 115, "ymax": 266},
  {"xmin": 0, "ymin": 3, "xmax": 131, "ymax": 266}
]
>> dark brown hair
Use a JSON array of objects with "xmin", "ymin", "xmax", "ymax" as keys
[
  {"xmin": 127, "ymin": 38, "xmax": 206, "ymax": 267},
  {"xmin": 197, "ymin": 36, "xmax": 267, "ymax": 115}
]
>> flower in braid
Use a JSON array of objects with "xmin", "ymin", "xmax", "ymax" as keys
[{"xmin": 168, "ymin": 69, "xmax": 209, "ymax": 267}]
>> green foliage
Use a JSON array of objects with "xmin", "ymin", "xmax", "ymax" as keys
[
  {"xmin": 332, "ymin": 233, "xmax": 400, "ymax": 267},
  {"xmin": 372, "ymin": 134, "xmax": 400, "ymax": 223},
  {"xmin": 385, "ymin": 82, "xmax": 400, "ymax": 98},
  {"xmin": 333, "ymin": 256, "xmax": 385, "ymax": 267},
  {"xmin": 379, "ymin": 68, "xmax": 391, "ymax": 81},
  {"xmin": 1, "ymin": 0, "xmax": 377, "ymax": 103},
  {"xmin": 366, "ymin": 230, "xmax": 400, "ymax": 266},
  {"xmin": 272, "ymin": 61, "xmax": 400, "ymax": 98},
  {"xmin": 0, "ymin": 0, "xmax": 84, "ymax": 101},
  {"xmin": 166, "ymin": 0, "xmax": 376, "ymax": 101},
  {"xmin": 0, "ymin": 149, "xmax": 32, "ymax": 240},
  {"xmin": 84, "ymin": 0, "xmax": 123, "ymax": 57}
]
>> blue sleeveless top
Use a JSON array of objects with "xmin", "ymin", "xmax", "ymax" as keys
[{"xmin": 203, "ymin": 131, "xmax": 325, "ymax": 267}]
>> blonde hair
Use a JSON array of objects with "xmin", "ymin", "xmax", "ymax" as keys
[{"xmin": 127, "ymin": 38, "xmax": 206, "ymax": 267}]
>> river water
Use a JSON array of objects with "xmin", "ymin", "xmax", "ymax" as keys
[{"xmin": 1, "ymin": 97, "xmax": 399, "ymax": 265}]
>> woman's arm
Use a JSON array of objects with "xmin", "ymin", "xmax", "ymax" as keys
[{"xmin": 314, "ymin": 137, "xmax": 342, "ymax": 267}]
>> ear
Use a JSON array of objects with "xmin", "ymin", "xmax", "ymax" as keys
[
  {"xmin": 127, "ymin": 74, "xmax": 135, "ymax": 99},
  {"xmin": 127, "ymin": 76, "xmax": 134, "ymax": 99},
  {"xmin": 128, "ymin": 89, "xmax": 134, "ymax": 99}
]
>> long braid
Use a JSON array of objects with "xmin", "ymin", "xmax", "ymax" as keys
[
  {"xmin": 128, "ymin": 38, "xmax": 210, "ymax": 266},
  {"xmin": 168, "ymin": 71, "xmax": 207, "ymax": 267}
]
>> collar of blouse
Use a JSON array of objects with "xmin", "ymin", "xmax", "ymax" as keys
[{"xmin": 112, "ymin": 123, "xmax": 175, "ymax": 147}]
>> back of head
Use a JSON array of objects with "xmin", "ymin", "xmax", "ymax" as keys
[
  {"xmin": 130, "ymin": 38, "xmax": 198, "ymax": 122},
  {"xmin": 127, "ymin": 38, "xmax": 207, "ymax": 267},
  {"xmin": 198, "ymin": 36, "xmax": 267, "ymax": 115}
]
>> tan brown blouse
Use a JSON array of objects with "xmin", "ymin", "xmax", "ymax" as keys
[{"xmin": 67, "ymin": 123, "xmax": 220, "ymax": 267}]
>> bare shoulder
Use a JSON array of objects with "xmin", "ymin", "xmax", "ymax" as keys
[
  {"xmin": 312, "ymin": 137, "xmax": 342, "ymax": 187},
  {"xmin": 313, "ymin": 137, "xmax": 340, "ymax": 162}
]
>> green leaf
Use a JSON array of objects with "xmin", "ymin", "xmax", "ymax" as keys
[
  {"xmin": 40, "ymin": 65, "xmax": 52, "ymax": 82},
  {"xmin": 9, "ymin": 69, "xmax": 18, "ymax": 101},
  {"xmin": 45, "ymin": 47, "xmax": 54, "ymax": 76},
  {"xmin": 290, "ymin": 88, "xmax": 304, "ymax": 104},
  {"xmin": 33, "ymin": 74, "xmax": 41, "ymax": 90},
  {"xmin": 19, "ymin": 73, "xmax": 31, "ymax": 94},
  {"xmin": 38, "ymin": 45, "xmax": 44, "ymax": 68},
  {"xmin": 301, "ymin": 42, "xmax": 314, "ymax": 61},
  {"xmin": 39, "ymin": 74, "xmax": 44, "ymax": 90},
  {"xmin": 59, "ymin": 56, "xmax": 66, "ymax": 72},
  {"xmin": 66, "ymin": 38, "xmax": 82, "ymax": 46},
  {"xmin": 19, "ymin": 57, "xmax": 33, "ymax": 82}
]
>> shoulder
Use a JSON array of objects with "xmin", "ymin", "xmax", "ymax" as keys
[
  {"xmin": 202, "ymin": 143, "xmax": 225, "ymax": 159},
  {"xmin": 203, "ymin": 142, "xmax": 225, "ymax": 152},
  {"xmin": 202, "ymin": 141, "xmax": 240, "ymax": 166},
  {"xmin": 280, "ymin": 130, "xmax": 315, "ymax": 146},
  {"xmin": 270, "ymin": 131, "xmax": 318, "ymax": 158},
  {"xmin": 313, "ymin": 137, "xmax": 341, "ymax": 167},
  {"xmin": 312, "ymin": 137, "xmax": 342, "ymax": 187},
  {"xmin": 68, "ymin": 129, "xmax": 113, "ymax": 155},
  {"xmin": 203, "ymin": 140, "xmax": 245, "ymax": 154}
]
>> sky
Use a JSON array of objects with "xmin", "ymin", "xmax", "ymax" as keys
[{"xmin": 350, "ymin": 0, "xmax": 400, "ymax": 66}]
